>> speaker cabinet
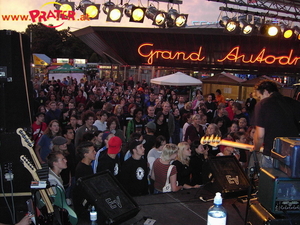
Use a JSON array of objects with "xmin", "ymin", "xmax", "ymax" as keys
[
  {"xmin": 77, "ymin": 171, "xmax": 140, "ymax": 224},
  {"xmin": 0, "ymin": 30, "xmax": 33, "ymax": 132},
  {"xmin": 205, "ymin": 156, "xmax": 251, "ymax": 197}
]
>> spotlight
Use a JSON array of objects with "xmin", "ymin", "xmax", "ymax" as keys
[
  {"xmin": 281, "ymin": 25, "xmax": 294, "ymax": 39},
  {"xmin": 146, "ymin": 5, "xmax": 167, "ymax": 27},
  {"xmin": 225, "ymin": 19, "xmax": 239, "ymax": 33},
  {"xmin": 124, "ymin": 4, "xmax": 146, "ymax": 23},
  {"xmin": 239, "ymin": 19, "xmax": 255, "ymax": 35},
  {"xmin": 107, "ymin": 6, "xmax": 123, "ymax": 22},
  {"xmin": 260, "ymin": 24, "xmax": 280, "ymax": 37},
  {"xmin": 294, "ymin": 26, "xmax": 300, "ymax": 41},
  {"xmin": 102, "ymin": 1, "xmax": 115, "ymax": 14},
  {"xmin": 78, "ymin": 0, "xmax": 100, "ymax": 19},
  {"xmin": 54, "ymin": 0, "xmax": 75, "ymax": 11},
  {"xmin": 219, "ymin": 16, "xmax": 230, "ymax": 27},
  {"xmin": 166, "ymin": 8, "xmax": 188, "ymax": 28}
]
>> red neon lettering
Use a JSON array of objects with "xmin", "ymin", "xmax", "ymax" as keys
[
  {"xmin": 217, "ymin": 46, "xmax": 300, "ymax": 65},
  {"xmin": 137, "ymin": 43, "xmax": 205, "ymax": 65}
]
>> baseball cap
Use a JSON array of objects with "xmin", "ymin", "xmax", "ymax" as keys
[
  {"xmin": 52, "ymin": 136, "xmax": 67, "ymax": 145},
  {"xmin": 108, "ymin": 136, "xmax": 122, "ymax": 154},
  {"xmin": 129, "ymin": 139, "xmax": 146, "ymax": 151},
  {"xmin": 145, "ymin": 122, "xmax": 156, "ymax": 131},
  {"xmin": 102, "ymin": 131, "xmax": 112, "ymax": 142}
]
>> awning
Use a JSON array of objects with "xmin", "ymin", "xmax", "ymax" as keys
[{"xmin": 33, "ymin": 53, "xmax": 51, "ymax": 66}]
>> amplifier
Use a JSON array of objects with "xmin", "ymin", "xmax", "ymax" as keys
[
  {"xmin": 258, "ymin": 168, "xmax": 300, "ymax": 214},
  {"xmin": 272, "ymin": 137, "xmax": 300, "ymax": 178},
  {"xmin": 248, "ymin": 202, "xmax": 300, "ymax": 225}
]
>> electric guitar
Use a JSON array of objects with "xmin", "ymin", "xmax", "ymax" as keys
[
  {"xmin": 20, "ymin": 155, "xmax": 78, "ymax": 225},
  {"xmin": 17, "ymin": 128, "xmax": 55, "ymax": 196},
  {"xmin": 200, "ymin": 135, "xmax": 262, "ymax": 175},
  {"xmin": 200, "ymin": 135, "xmax": 264, "ymax": 153},
  {"xmin": 20, "ymin": 155, "xmax": 54, "ymax": 223}
]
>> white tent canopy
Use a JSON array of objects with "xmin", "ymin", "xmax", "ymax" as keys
[{"xmin": 150, "ymin": 72, "xmax": 202, "ymax": 86}]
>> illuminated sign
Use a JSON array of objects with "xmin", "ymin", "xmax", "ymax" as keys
[
  {"xmin": 137, "ymin": 43, "xmax": 300, "ymax": 66},
  {"xmin": 217, "ymin": 46, "xmax": 300, "ymax": 65},
  {"xmin": 138, "ymin": 43, "xmax": 205, "ymax": 65}
]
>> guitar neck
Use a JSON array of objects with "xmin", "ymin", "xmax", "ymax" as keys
[
  {"xmin": 219, "ymin": 139, "xmax": 263, "ymax": 152},
  {"xmin": 28, "ymin": 148, "xmax": 42, "ymax": 170}
]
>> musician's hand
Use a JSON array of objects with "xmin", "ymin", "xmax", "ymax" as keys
[{"xmin": 16, "ymin": 214, "xmax": 33, "ymax": 225}]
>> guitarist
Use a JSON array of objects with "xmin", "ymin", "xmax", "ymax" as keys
[{"xmin": 252, "ymin": 80, "xmax": 300, "ymax": 168}]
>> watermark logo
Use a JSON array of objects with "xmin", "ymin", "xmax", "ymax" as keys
[{"xmin": 29, "ymin": 2, "xmax": 89, "ymax": 28}]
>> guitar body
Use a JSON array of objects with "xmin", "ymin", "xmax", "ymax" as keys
[{"xmin": 52, "ymin": 186, "xmax": 78, "ymax": 225}]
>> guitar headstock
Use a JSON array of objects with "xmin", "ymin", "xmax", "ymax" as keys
[
  {"xmin": 17, "ymin": 128, "xmax": 34, "ymax": 149},
  {"xmin": 20, "ymin": 155, "xmax": 36, "ymax": 176},
  {"xmin": 200, "ymin": 135, "xmax": 221, "ymax": 147}
]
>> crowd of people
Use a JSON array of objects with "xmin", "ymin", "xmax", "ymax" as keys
[{"xmin": 31, "ymin": 75, "xmax": 260, "ymax": 220}]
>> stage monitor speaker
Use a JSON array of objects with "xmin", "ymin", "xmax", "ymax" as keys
[
  {"xmin": 77, "ymin": 171, "xmax": 140, "ymax": 224},
  {"xmin": 0, "ymin": 30, "xmax": 33, "ymax": 132},
  {"xmin": 205, "ymin": 156, "xmax": 251, "ymax": 198}
]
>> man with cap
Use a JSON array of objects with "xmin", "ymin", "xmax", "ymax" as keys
[
  {"xmin": 96, "ymin": 136, "xmax": 122, "ymax": 178},
  {"xmin": 143, "ymin": 122, "xmax": 156, "ymax": 158},
  {"xmin": 120, "ymin": 139, "xmax": 148, "ymax": 196},
  {"xmin": 92, "ymin": 131, "xmax": 114, "ymax": 173},
  {"xmin": 32, "ymin": 112, "xmax": 47, "ymax": 146}
]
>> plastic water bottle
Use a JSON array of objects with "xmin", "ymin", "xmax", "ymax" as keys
[
  {"xmin": 90, "ymin": 206, "xmax": 97, "ymax": 222},
  {"xmin": 207, "ymin": 192, "xmax": 227, "ymax": 225}
]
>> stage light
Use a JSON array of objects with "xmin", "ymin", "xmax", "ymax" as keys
[
  {"xmin": 239, "ymin": 19, "xmax": 255, "ymax": 35},
  {"xmin": 124, "ymin": 4, "xmax": 146, "ymax": 23},
  {"xmin": 54, "ymin": 0, "xmax": 75, "ymax": 11},
  {"xmin": 294, "ymin": 26, "xmax": 300, "ymax": 41},
  {"xmin": 106, "ymin": 6, "xmax": 123, "ymax": 22},
  {"xmin": 281, "ymin": 25, "xmax": 294, "ymax": 39},
  {"xmin": 166, "ymin": 8, "xmax": 188, "ymax": 28},
  {"xmin": 260, "ymin": 24, "xmax": 280, "ymax": 37},
  {"xmin": 78, "ymin": 0, "xmax": 100, "ymax": 19},
  {"xmin": 102, "ymin": 1, "xmax": 115, "ymax": 14},
  {"xmin": 225, "ymin": 19, "xmax": 239, "ymax": 33},
  {"xmin": 146, "ymin": 5, "xmax": 167, "ymax": 27},
  {"xmin": 219, "ymin": 16, "xmax": 230, "ymax": 27}
]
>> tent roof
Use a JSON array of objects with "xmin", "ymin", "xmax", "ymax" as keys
[
  {"xmin": 241, "ymin": 75, "xmax": 283, "ymax": 87},
  {"xmin": 150, "ymin": 72, "xmax": 202, "ymax": 86},
  {"xmin": 49, "ymin": 63, "xmax": 83, "ymax": 73},
  {"xmin": 33, "ymin": 53, "xmax": 51, "ymax": 66},
  {"xmin": 202, "ymin": 72, "xmax": 244, "ymax": 85}
]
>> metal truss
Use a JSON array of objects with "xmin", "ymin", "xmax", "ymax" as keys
[{"xmin": 209, "ymin": 0, "xmax": 300, "ymax": 22}]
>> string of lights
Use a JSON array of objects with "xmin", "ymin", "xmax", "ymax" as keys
[{"xmin": 54, "ymin": 0, "xmax": 188, "ymax": 28}]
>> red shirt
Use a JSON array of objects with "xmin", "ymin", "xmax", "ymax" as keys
[
  {"xmin": 152, "ymin": 158, "xmax": 177, "ymax": 191},
  {"xmin": 32, "ymin": 122, "xmax": 47, "ymax": 146}
]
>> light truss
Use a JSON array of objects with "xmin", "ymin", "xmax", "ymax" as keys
[{"xmin": 209, "ymin": 0, "xmax": 300, "ymax": 22}]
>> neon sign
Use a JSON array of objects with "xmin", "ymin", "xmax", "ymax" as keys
[
  {"xmin": 137, "ymin": 43, "xmax": 300, "ymax": 66},
  {"xmin": 217, "ymin": 46, "xmax": 300, "ymax": 65},
  {"xmin": 138, "ymin": 43, "xmax": 205, "ymax": 65}
]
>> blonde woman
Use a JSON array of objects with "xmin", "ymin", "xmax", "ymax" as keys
[
  {"xmin": 172, "ymin": 142, "xmax": 201, "ymax": 189},
  {"xmin": 151, "ymin": 144, "xmax": 183, "ymax": 193},
  {"xmin": 205, "ymin": 123, "xmax": 222, "ymax": 156}
]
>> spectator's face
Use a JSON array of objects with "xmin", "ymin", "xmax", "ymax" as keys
[
  {"xmin": 86, "ymin": 116, "xmax": 94, "ymax": 126},
  {"xmin": 84, "ymin": 146, "xmax": 96, "ymax": 161},
  {"xmin": 54, "ymin": 154, "xmax": 67, "ymax": 170},
  {"xmin": 64, "ymin": 129, "xmax": 74, "ymax": 140}
]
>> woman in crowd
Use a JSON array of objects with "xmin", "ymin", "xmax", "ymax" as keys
[
  {"xmin": 172, "ymin": 142, "xmax": 201, "ymax": 189},
  {"xmin": 154, "ymin": 111, "xmax": 169, "ymax": 141},
  {"xmin": 190, "ymin": 140, "xmax": 209, "ymax": 185},
  {"xmin": 182, "ymin": 113, "xmax": 192, "ymax": 142},
  {"xmin": 126, "ymin": 108, "xmax": 144, "ymax": 140},
  {"xmin": 106, "ymin": 116, "xmax": 126, "ymax": 144},
  {"xmin": 151, "ymin": 143, "xmax": 183, "ymax": 193},
  {"xmin": 93, "ymin": 110, "xmax": 108, "ymax": 132},
  {"xmin": 114, "ymin": 104, "xmax": 125, "ymax": 130},
  {"xmin": 184, "ymin": 114, "xmax": 204, "ymax": 144},
  {"xmin": 205, "ymin": 123, "xmax": 222, "ymax": 156},
  {"xmin": 94, "ymin": 130, "xmax": 104, "ymax": 150},
  {"xmin": 147, "ymin": 135, "xmax": 166, "ymax": 175},
  {"xmin": 123, "ymin": 103, "xmax": 137, "ymax": 137},
  {"xmin": 35, "ymin": 119, "xmax": 61, "ymax": 163}
]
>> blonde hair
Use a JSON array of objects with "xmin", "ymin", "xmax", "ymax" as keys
[
  {"xmin": 160, "ymin": 143, "xmax": 179, "ymax": 161},
  {"xmin": 177, "ymin": 142, "xmax": 190, "ymax": 166},
  {"xmin": 205, "ymin": 123, "xmax": 222, "ymax": 137}
]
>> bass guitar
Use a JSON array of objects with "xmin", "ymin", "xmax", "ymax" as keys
[
  {"xmin": 20, "ymin": 155, "xmax": 78, "ymax": 225},
  {"xmin": 17, "ymin": 128, "xmax": 55, "ymax": 197}
]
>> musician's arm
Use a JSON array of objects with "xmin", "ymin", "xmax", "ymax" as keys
[{"xmin": 253, "ymin": 126, "xmax": 264, "ymax": 152}]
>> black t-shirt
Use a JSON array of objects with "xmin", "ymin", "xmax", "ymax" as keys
[
  {"xmin": 172, "ymin": 160, "xmax": 192, "ymax": 186},
  {"xmin": 143, "ymin": 134, "xmax": 156, "ymax": 157},
  {"xmin": 120, "ymin": 157, "xmax": 149, "ymax": 196},
  {"xmin": 97, "ymin": 150, "xmax": 121, "ymax": 178},
  {"xmin": 189, "ymin": 153, "xmax": 208, "ymax": 185},
  {"xmin": 253, "ymin": 92, "xmax": 300, "ymax": 156}
]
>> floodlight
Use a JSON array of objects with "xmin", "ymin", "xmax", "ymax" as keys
[
  {"xmin": 260, "ymin": 24, "xmax": 280, "ymax": 37},
  {"xmin": 78, "ymin": 0, "xmax": 100, "ymax": 19},
  {"xmin": 146, "ymin": 5, "xmax": 167, "ymax": 27},
  {"xmin": 124, "ymin": 4, "xmax": 146, "ymax": 23},
  {"xmin": 54, "ymin": 0, "xmax": 75, "ymax": 11},
  {"xmin": 281, "ymin": 25, "xmax": 294, "ymax": 39},
  {"xmin": 166, "ymin": 8, "xmax": 188, "ymax": 28}
]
